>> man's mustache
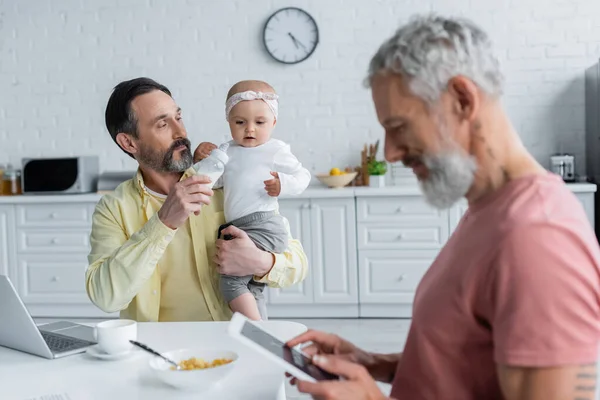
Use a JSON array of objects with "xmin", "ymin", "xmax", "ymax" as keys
[
  {"xmin": 169, "ymin": 138, "xmax": 191, "ymax": 151},
  {"xmin": 403, "ymin": 155, "xmax": 422, "ymax": 168}
]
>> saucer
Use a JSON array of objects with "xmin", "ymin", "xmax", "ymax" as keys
[{"xmin": 86, "ymin": 345, "xmax": 141, "ymax": 361}]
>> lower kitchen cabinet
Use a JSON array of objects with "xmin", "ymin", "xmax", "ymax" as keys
[
  {"xmin": 268, "ymin": 197, "xmax": 359, "ymax": 318},
  {"xmin": 358, "ymin": 249, "xmax": 438, "ymax": 318},
  {"xmin": 0, "ymin": 185, "xmax": 595, "ymax": 319},
  {"xmin": 0, "ymin": 205, "xmax": 15, "ymax": 277}
]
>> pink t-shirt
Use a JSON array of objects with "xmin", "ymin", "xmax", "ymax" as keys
[{"xmin": 391, "ymin": 173, "xmax": 600, "ymax": 400}]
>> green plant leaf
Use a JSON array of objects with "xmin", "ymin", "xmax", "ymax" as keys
[{"xmin": 367, "ymin": 160, "xmax": 387, "ymax": 176}]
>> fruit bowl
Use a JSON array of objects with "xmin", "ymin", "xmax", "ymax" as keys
[{"xmin": 316, "ymin": 172, "xmax": 357, "ymax": 188}]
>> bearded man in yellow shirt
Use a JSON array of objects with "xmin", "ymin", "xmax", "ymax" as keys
[{"xmin": 85, "ymin": 77, "xmax": 308, "ymax": 322}]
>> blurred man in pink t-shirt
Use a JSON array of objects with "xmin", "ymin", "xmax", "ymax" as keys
[{"xmin": 287, "ymin": 14, "xmax": 600, "ymax": 400}]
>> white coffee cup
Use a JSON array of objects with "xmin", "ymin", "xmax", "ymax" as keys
[{"xmin": 94, "ymin": 319, "xmax": 137, "ymax": 355}]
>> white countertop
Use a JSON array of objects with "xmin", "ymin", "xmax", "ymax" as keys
[
  {"xmin": 0, "ymin": 321, "xmax": 307, "ymax": 400},
  {"xmin": 0, "ymin": 182, "xmax": 595, "ymax": 203}
]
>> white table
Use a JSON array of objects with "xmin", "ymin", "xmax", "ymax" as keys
[{"xmin": 0, "ymin": 321, "xmax": 308, "ymax": 400}]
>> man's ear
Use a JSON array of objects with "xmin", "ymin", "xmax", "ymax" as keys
[
  {"xmin": 272, "ymin": 119, "xmax": 277, "ymax": 128},
  {"xmin": 447, "ymin": 76, "xmax": 480, "ymax": 122},
  {"xmin": 116, "ymin": 132, "xmax": 138, "ymax": 155}
]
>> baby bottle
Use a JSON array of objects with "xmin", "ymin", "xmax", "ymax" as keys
[{"xmin": 193, "ymin": 143, "xmax": 229, "ymax": 189}]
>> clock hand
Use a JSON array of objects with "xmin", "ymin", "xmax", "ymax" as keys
[
  {"xmin": 288, "ymin": 32, "xmax": 308, "ymax": 51},
  {"xmin": 287, "ymin": 32, "xmax": 299, "ymax": 49}
]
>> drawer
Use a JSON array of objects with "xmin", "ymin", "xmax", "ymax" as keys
[
  {"xmin": 16, "ymin": 203, "xmax": 95, "ymax": 228},
  {"xmin": 27, "ymin": 266, "xmax": 85, "ymax": 294},
  {"xmin": 357, "ymin": 196, "xmax": 448, "ymax": 224},
  {"xmin": 17, "ymin": 256, "xmax": 89, "ymax": 303},
  {"xmin": 17, "ymin": 229, "xmax": 91, "ymax": 253},
  {"xmin": 358, "ymin": 250, "xmax": 438, "ymax": 304},
  {"xmin": 357, "ymin": 223, "xmax": 448, "ymax": 250}
]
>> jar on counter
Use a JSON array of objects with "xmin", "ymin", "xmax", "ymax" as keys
[{"xmin": 1, "ymin": 166, "xmax": 22, "ymax": 195}]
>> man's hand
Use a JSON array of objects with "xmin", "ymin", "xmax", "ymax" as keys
[
  {"xmin": 287, "ymin": 330, "xmax": 376, "ymax": 374},
  {"xmin": 264, "ymin": 171, "xmax": 281, "ymax": 197},
  {"xmin": 157, "ymin": 175, "xmax": 214, "ymax": 230},
  {"xmin": 293, "ymin": 355, "xmax": 388, "ymax": 400},
  {"xmin": 193, "ymin": 142, "xmax": 217, "ymax": 162},
  {"xmin": 215, "ymin": 226, "xmax": 274, "ymax": 277},
  {"xmin": 286, "ymin": 330, "xmax": 400, "ymax": 384}
]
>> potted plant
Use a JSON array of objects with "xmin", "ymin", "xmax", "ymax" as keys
[{"xmin": 368, "ymin": 159, "xmax": 387, "ymax": 188}]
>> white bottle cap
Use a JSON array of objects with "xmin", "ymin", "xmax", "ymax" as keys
[{"xmin": 210, "ymin": 148, "xmax": 229, "ymax": 165}]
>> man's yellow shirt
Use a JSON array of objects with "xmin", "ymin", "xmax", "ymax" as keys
[{"xmin": 85, "ymin": 168, "xmax": 308, "ymax": 322}]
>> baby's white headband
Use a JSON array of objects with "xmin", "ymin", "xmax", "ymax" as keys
[{"xmin": 225, "ymin": 90, "xmax": 279, "ymax": 121}]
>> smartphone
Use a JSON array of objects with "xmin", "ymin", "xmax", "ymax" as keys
[{"xmin": 228, "ymin": 312, "xmax": 339, "ymax": 382}]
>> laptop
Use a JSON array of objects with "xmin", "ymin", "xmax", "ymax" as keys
[{"xmin": 0, "ymin": 275, "xmax": 96, "ymax": 359}]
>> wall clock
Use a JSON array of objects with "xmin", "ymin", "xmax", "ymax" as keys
[{"xmin": 263, "ymin": 7, "xmax": 319, "ymax": 64}]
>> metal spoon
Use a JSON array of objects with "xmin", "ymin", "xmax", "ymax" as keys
[{"xmin": 129, "ymin": 340, "xmax": 181, "ymax": 370}]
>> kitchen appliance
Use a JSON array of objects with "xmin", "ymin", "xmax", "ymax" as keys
[
  {"xmin": 550, "ymin": 154, "xmax": 575, "ymax": 182},
  {"xmin": 585, "ymin": 59, "xmax": 600, "ymax": 239},
  {"xmin": 97, "ymin": 171, "xmax": 135, "ymax": 193},
  {"xmin": 21, "ymin": 156, "xmax": 99, "ymax": 194}
]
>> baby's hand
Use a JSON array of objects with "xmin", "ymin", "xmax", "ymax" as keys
[
  {"xmin": 193, "ymin": 142, "xmax": 217, "ymax": 162},
  {"xmin": 264, "ymin": 172, "xmax": 281, "ymax": 197}
]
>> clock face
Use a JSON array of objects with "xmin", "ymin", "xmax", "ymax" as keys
[{"xmin": 263, "ymin": 7, "xmax": 319, "ymax": 64}]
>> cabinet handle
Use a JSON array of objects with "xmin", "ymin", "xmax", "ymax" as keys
[
  {"xmin": 397, "ymin": 274, "xmax": 406, "ymax": 282},
  {"xmin": 396, "ymin": 207, "xmax": 404, "ymax": 213},
  {"xmin": 51, "ymin": 238, "xmax": 59, "ymax": 245},
  {"xmin": 50, "ymin": 212, "xmax": 58, "ymax": 219},
  {"xmin": 51, "ymin": 276, "xmax": 60, "ymax": 282},
  {"xmin": 396, "ymin": 233, "xmax": 404, "ymax": 240}
]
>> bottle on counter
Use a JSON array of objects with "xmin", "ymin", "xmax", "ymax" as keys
[
  {"xmin": 1, "ymin": 164, "xmax": 22, "ymax": 195},
  {"xmin": 0, "ymin": 163, "xmax": 4, "ymax": 195},
  {"xmin": 192, "ymin": 144, "xmax": 229, "ymax": 189}
]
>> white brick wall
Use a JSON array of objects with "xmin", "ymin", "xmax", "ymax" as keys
[{"xmin": 1, "ymin": 0, "xmax": 600, "ymax": 177}]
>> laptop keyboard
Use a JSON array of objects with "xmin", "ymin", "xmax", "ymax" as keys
[{"xmin": 41, "ymin": 331, "xmax": 93, "ymax": 353}]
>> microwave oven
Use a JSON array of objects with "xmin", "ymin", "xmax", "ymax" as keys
[{"xmin": 21, "ymin": 156, "xmax": 99, "ymax": 194}]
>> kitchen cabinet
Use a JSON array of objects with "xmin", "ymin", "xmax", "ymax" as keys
[
  {"xmin": 0, "ymin": 196, "xmax": 113, "ymax": 318},
  {"xmin": 575, "ymin": 192, "xmax": 595, "ymax": 225},
  {"xmin": 358, "ymin": 249, "xmax": 439, "ymax": 317},
  {"xmin": 266, "ymin": 199, "xmax": 314, "ymax": 306},
  {"xmin": 0, "ymin": 205, "xmax": 15, "ymax": 277},
  {"xmin": 310, "ymin": 198, "xmax": 358, "ymax": 305},
  {"xmin": 356, "ymin": 195, "xmax": 449, "ymax": 317},
  {"xmin": 0, "ymin": 184, "xmax": 595, "ymax": 320},
  {"xmin": 268, "ymin": 197, "xmax": 359, "ymax": 318},
  {"xmin": 449, "ymin": 200, "xmax": 469, "ymax": 232}
]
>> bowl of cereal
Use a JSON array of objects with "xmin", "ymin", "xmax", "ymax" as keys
[{"xmin": 149, "ymin": 348, "xmax": 238, "ymax": 391}]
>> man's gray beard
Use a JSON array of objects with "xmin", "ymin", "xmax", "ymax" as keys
[
  {"xmin": 137, "ymin": 142, "xmax": 193, "ymax": 173},
  {"xmin": 419, "ymin": 150, "xmax": 477, "ymax": 209}
]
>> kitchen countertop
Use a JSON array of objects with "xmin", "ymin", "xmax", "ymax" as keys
[{"xmin": 0, "ymin": 182, "xmax": 595, "ymax": 203}]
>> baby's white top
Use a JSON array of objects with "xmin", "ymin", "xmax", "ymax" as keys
[{"xmin": 214, "ymin": 139, "xmax": 311, "ymax": 222}]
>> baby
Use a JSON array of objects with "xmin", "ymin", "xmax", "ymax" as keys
[{"xmin": 195, "ymin": 80, "xmax": 311, "ymax": 320}]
